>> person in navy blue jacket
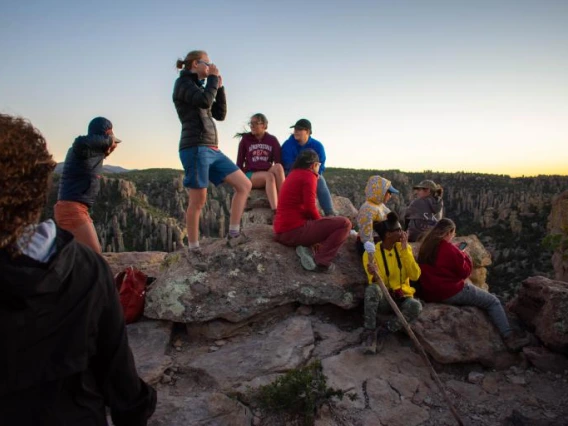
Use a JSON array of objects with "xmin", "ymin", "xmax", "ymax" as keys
[
  {"xmin": 281, "ymin": 119, "xmax": 337, "ymax": 216},
  {"xmin": 54, "ymin": 116, "xmax": 120, "ymax": 253}
]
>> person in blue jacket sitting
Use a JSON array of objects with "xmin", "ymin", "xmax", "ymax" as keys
[{"xmin": 281, "ymin": 118, "xmax": 337, "ymax": 216}]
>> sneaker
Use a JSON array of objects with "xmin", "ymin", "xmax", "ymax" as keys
[
  {"xmin": 226, "ymin": 232, "xmax": 250, "ymax": 248},
  {"xmin": 296, "ymin": 246, "xmax": 316, "ymax": 271},
  {"xmin": 504, "ymin": 331, "xmax": 531, "ymax": 352},
  {"xmin": 314, "ymin": 262, "xmax": 336, "ymax": 273},
  {"xmin": 324, "ymin": 210, "xmax": 339, "ymax": 217},
  {"xmin": 361, "ymin": 329, "xmax": 378, "ymax": 355}
]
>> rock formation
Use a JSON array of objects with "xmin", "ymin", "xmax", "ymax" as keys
[{"xmin": 547, "ymin": 190, "xmax": 568, "ymax": 282}]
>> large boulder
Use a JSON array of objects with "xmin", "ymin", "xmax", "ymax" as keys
[
  {"xmin": 412, "ymin": 304, "xmax": 519, "ymax": 369},
  {"xmin": 508, "ymin": 276, "xmax": 568, "ymax": 354},
  {"xmin": 144, "ymin": 224, "xmax": 366, "ymax": 323}
]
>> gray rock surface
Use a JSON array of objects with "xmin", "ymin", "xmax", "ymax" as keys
[
  {"xmin": 412, "ymin": 304, "xmax": 520, "ymax": 368},
  {"xmin": 144, "ymin": 224, "xmax": 365, "ymax": 323},
  {"xmin": 508, "ymin": 276, "xmax": 568, "ymax": 354},
  {"xmin": 127, "ymin": 320, "xmax": 173, "ymax": 385}
]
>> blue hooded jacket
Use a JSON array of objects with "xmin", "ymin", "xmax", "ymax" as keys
[
  {"xmin": 57, "ymin": 118, "xmax": 115, "ymax": 208},
  {"xmin": 281, "ymin": 135, "xmax": 327, "ymax": 175}
]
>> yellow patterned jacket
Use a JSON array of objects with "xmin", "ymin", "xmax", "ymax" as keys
[{"xmin": 356, "ymin": 176, "xmax": 394, "ymax": 245}]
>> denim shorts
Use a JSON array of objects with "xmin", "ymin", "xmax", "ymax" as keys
[{"xmin": 179, "ymin": 146, "xmax": 239, "ymax": 189}]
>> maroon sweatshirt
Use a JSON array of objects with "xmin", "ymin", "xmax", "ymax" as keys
[{"xmin": 236, "ymin": 132, "xmax": 281, "ymax": 173}]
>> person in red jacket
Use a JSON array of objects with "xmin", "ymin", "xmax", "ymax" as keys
[
  {"xmin": 273, "ymin": 149, "xmax": 351, "ymax": 272},
  {"xmin": 417, "ymin": 218, "xmax": 530, "ymax": 352}
]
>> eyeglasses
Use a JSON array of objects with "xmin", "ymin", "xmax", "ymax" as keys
[
  {"xmin": 197, "ymin": 60, "xmax": 212, "ymax": 66},
  {"xmin": 249, "ymin": 121, "xmax": 264, "ymax": 126}
]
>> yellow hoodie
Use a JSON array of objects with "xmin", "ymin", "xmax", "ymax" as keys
[{"xmin": 356, "ymin": 176, "xmax": 393, "ymax": 245}]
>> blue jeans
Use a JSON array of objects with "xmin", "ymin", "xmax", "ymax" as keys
[
  {"xmin": 317, "ymin": 175, "xmax": 334, "ymax": 215},
  {"xmin": 444, "ymin": 282, "xmax": 512, "ymax": 337}
]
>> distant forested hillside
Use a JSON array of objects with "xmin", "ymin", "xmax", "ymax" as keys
[{"xmin": 45, "ymin": 168, "xmax": 568, "ymax": 298}]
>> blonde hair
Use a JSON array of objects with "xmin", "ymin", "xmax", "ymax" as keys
[{"xmin": 175, "ymin": 50, "xmax": 207, "ymax": 70}]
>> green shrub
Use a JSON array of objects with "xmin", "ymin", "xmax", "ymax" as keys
[{"xmin": 249, "ymin": 360, "xmax": 357, "ymax": 426}]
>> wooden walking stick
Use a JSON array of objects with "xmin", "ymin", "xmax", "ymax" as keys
[{"xmin": 367, "ymin": 257, "xmax": 464, "ymax": 426}]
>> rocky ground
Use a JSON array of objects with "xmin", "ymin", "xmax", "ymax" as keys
[
  {"xmin": 103, "ymin": 215, "xmax": 568, "ymax": 426},
  {"xmin": 125, "ymin": 302, "xmax": 568, "ymax": 426}
]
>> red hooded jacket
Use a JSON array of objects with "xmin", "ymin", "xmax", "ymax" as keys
[{"xmin": 418, "ymin": 239, "xmax": 472, "ymax": 302}]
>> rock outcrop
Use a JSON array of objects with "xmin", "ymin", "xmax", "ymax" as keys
[
  {"xmin": 508, "ymin": 276, "xmax": 568, "ymax": 354},
  {"xmin": 144, "ymin": 225, "xmax": 366, "ymax": 324},
  {"xmin": 412, "ymin": 304, "xmax": 519, "ymax": 369},
  {"xmin": 103, "ymin": 241, "xmax": 568, "ymax": 425},
  {"xmin": 547, "ymin": 190, "xmax": 568, "ymax": 282}
]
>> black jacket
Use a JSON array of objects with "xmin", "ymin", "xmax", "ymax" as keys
[
  {"xmin": 0, "ymin": 228, "xmax": 156, "ymax": 426},
  {"xmin": 173, "ymin": 70, "xmax": 227, "ymax": 151},
  {"xmin": 57, "ymin": 134, "xmax": 113, "ymax": 208}
]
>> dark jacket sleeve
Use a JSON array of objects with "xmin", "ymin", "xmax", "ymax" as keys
[
  {"xmin": 177, "ymin": 75, "xmax": 219, "ymax": 109},
  {"xmin": 93, "ymin": 262, "xmax": 156, "ymax": 426},
  {"xmin": 211, "ymin": 85, "xmax": 227, "ymax": 121},
  {"xmin": 73, "ymin": 135, "xmax": 113, "ymax": 157}
]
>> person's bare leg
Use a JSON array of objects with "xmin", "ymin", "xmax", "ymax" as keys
[
  {"xmin": 251, "ymin": 171, "xmax": 277, "ymax": 210},
  {"xmin": 70, "ymin": 222, "xmax": 101, "ymax": 253},
  {"xmin": 270, "ymin": 163, "xmax": 285, "ymax": 192},
  {"xmin": 224, "ymin": 169, "xmax": 252, "ymax": 226},
  {"xmin": 186, "ymin": 188, "xmax": 207, "ymax": 245}
]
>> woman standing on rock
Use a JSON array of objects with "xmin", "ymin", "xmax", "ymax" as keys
[
  {"xmin": 273, "ymin": 149, "xmax": 351, "ymax": 273},
  {"xmin": 173, "ymin": 50, "xmax": 251, "ymax": 251},
  {"xmin": 235, "ymin": 113, "xmax": 285, "ymax": 213},
  {"xmin": 417, "ymin": 218, "xmax": 530, "ymax": 352},
  {"xmin": 0, "ymin": 114, "xmax": 156, "ymax": 425}
]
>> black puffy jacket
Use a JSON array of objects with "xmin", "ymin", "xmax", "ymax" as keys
[
  {"xmin": 0, "ymin": 228, "xmax": 156, "ymax": 426},
  {"xmin": 173, "ymin": 70, "xmax": 227, "ymax": 151},
  {"xmin": 57, "ymin": 134, "xmax": 113, "ymax": 207}
]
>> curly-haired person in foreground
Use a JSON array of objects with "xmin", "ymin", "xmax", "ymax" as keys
[{"xmin": 0, "ymin": 114, "xmax": 156, "ymax": 426}]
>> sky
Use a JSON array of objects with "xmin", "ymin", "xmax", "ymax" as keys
[{"xmin": 1, "ymin": 0, "xmax": 567, "ymax": 177}]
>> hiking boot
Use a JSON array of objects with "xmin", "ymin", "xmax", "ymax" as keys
[
  {"xmin": 504, "ymin": 330, "xmax": 531, "ymax": 352},
  {"xmin": 296, "ymin": 246, "xmax": 316, "ymax": 271},
  {"xmin": 361, "ymin": 329, "xmax": 378, "ymax": 355},
  {"xmin": 314, "ymin": 262, "xmax": 336, "ymax": 273},
  {"xmin": 226, "ymin": 231, "xmax": 250, "ymax": 248}
]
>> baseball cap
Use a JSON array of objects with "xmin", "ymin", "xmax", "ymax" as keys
[
  {"xmin": 413, "ymin": 180, "xmax": 438, "ymax": 191},
  {"xmin": 87, "ymin": 116, "xmax": 122, "ymax": 143},
  {"xmin": 290, "ymin": 118, "xmax": 312, "ymax": 131},
  {"xmin": 387, "ymin": 184, "xmax": 400, "ymax": 194}
]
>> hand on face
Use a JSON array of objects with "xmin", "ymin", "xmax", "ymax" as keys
[
  {"xmin": 105, "ymin": 140, "xmax": 118, "ymax": 157},
  {"xmin": 208, "ymin": 63, "xmax": 220, "ymax": 76},
  {"xmin": 400, "ymin": 230, "xmax": 408, "ymax": 250}
]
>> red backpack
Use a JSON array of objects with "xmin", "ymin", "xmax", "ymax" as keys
[{"xmin": 114, "ymin": 266, "xmax": 150, "ymax": 324}]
